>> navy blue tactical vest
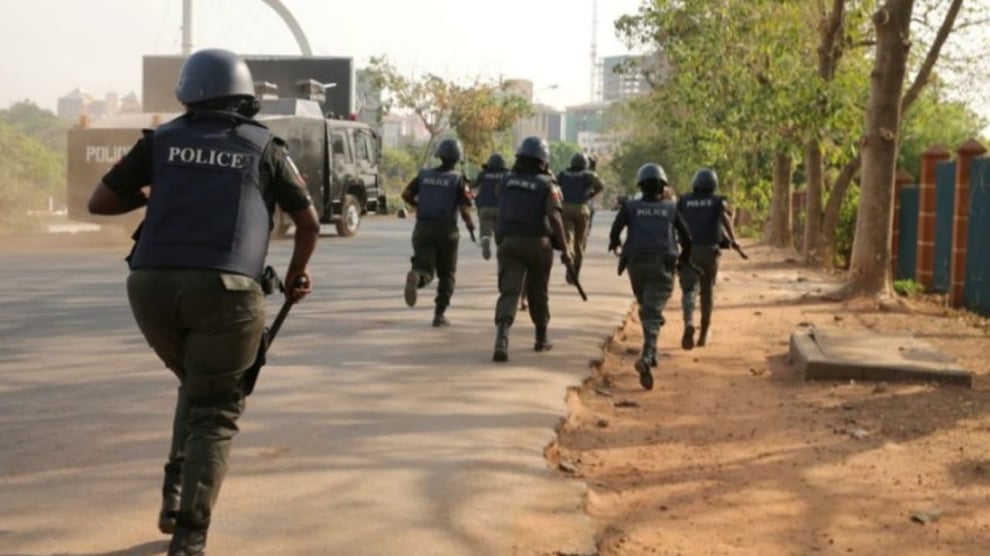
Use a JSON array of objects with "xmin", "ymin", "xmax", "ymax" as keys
[
  {"xmin": 623, "ymin": 199, "xmax": 677, "ymax": 257},
  {"xmin": 497, "ymin": 172, "xmax": 552, "ymax": 238},
  {"xmin": 677, "ymin": 192, "xmax": 724, "ymax": 246},
  {"xmin": 559, "ymin": 171, "xmax": 591, "ymax": 204},
  {"xmin": 129, "ymin": 112, "xmax": 272, "ymax": 278},
  {"xmin": 474, "ymin": 170, "xmax": 504, "ymax": 208},
  {"xmin": 415, "ymin": 168, "xmax": 462, "ymax": 224}
]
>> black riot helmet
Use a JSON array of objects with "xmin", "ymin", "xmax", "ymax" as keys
[
  {"xmin": 484, "ymin": 153, "xmax": 507, "ymax": 171},
  {"xmin": 516, "ymin": 136, "xmax": 550, "ymax": 163},
  {"xmin": 434, "ymin": 138, "xmax": 463, "ymax": 164},
  {"xmin": 175, "ymin": 49, "xmax": 256, "ymax": 106},
  {"xmin": 636, "ymin": 163, "xmax": 668, "ymax": 195},
  {"xmin": 691, "ymin": 168, "xmax": 719, "ymax": 193},
  {"xmin": 569, "ymin": 152, "xmax": 589, "ymax": 171}
]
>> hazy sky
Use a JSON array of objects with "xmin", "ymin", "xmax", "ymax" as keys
[{"xmin": 0, "ymin": 0, "xmax": 646, "ymax": 112}]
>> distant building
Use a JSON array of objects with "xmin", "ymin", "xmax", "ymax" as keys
[
  {"xmin": 57, "ymin": 88, "xmax": 92, "ymax": 120},
  {"xmin": 57, "ymin": 89, "xmax": 141, "ymax": 120},
  {"xmin": 380, "ymin": 112, "xmax": 431, "ymax": 148},
  {"xmin": 565, "ymin": 101, "xmax": 611, "ymax": 144},
  {"xmin": 355, "ymin": 68, "xmax": 383, "ymax": 128},
  {"xmin": 512, "ymin": 103, "xmax": 565, "ymax": 145},
  {"xmin": 120, "ymin": 92, "xmax": 142, "ymax": 114},
  {"xmin": 601, "ymin": 55, "xmax": 654, "ymax": 102},
  {"xmin": 577, "ymin": 130, "xmax": 622, "ymax": 158}
]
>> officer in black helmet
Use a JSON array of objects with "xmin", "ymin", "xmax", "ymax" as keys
[
  {"xmin": 472, "ymin": 152, "xmax": 507, "ymax": 260},
  {"xmin": 609, "ymin": 163, "xmax": 692, "ymax": 390},
  {"xmin": 87, "ymin": 48, "xmax": 320, "ymax": 555},
  {"xmin": 491, "ymin": 136, "xmax": 571, "ymax": 362},
  {"xmin": 676, "ymin": 168, "xmax": 739, "ymax": 349},
  {"xmin": 402, "ymin": 138, "xmax": 476, "ymax": 327},
  {"xmin": 557, "ymin": 152, "xmax": 604, "ymax": 282}
]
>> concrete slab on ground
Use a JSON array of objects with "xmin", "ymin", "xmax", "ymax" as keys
[{"xmin": 789, "ymin": 325, "xmax": 972, "ymax": 387}]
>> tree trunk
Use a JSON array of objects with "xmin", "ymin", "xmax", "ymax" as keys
[
  {"xmin": 845, "ymin": 1, "xmax": 914, "ymax": 297},
  {"xmin": 764, "ymin": 151, "xmax": 793, "ymax": 247},
  {"xmin": 803, "ymin": 0, "xmax": 844, "ymax": 263},
  {"xmin": 803, "ymin": 139, "xmax": 824, "ymax": 259},
  {"xmin": 819, "ymin": 153, "xmax": 861, "ymax": 265}
]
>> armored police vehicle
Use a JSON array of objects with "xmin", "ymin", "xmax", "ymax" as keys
[{"xmin": 67, "ymin": 56, "xmax": 385, "ymax": 238}]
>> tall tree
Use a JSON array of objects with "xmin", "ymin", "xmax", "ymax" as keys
[
  {"xmin": 365, "ymin": 56, "xmax": 530, "ymax": 167},
  {"xmin": 844, "ymin": 0, "xmax": 965, "ymax": 296}
]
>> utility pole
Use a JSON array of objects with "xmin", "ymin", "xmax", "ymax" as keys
[
  {"xmin": 181, "ymin": 0, "xmax": 193, "ymax": 55},
  {"xmin": 590, "ymin": 0, "xmax": 598, "ymax": 102}
]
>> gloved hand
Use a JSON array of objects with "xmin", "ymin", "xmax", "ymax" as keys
[{"xmin": 469, "ymin": 228, "xmax": 477, "ymax": 243}]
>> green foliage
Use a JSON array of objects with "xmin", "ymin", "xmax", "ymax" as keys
[
  {"xmin": 365, "ymin": 55, "xmax": 530, "ymax": 165},
  {"xmin": 0, "ymin": 100, "xmax": 70, "ymax": 153},
  {"xmin": 898, "ymin": 84, "xmax": 988, "ymax": 177},
  {"xmin": 893, "ymin": 279, "xmax": 924, "ymax": 297},
  {"xmin": 547, "ymin": 141, "xmax": 583, "ymax": 174},
  {"xmin": 0, "ymin": 120, "xmax": 65, "ymax": 230},
  {"xmin": 833, "ymin": 183, "xmax": 860, "ymax": 268},
  {"xmin": 380, "ymin": 146, "xmax": 419, "ymax": 193}
]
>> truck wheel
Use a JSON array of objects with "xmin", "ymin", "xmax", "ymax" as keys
[
  {"xmin": 335, "ymin": 194, "xmax": 361, "ymax": 237},
  {"xmin": 274, "ymin": 207, "xmax": 292, "ymax": 239}
]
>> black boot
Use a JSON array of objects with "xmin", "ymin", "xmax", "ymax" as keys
[
  {"xmin": 698, "ymin": 321, "xmax": 711, "ymax": 347},
  {"xmin": 158, "ymin": 462, "xmax": 181, "ymax": 534},
  {"xmin": 534, "ymin": 326, "xmax": 553, "ymax": 352},
  {"xmin": 493, "ymin": 322, "xmax": 510, "ymax": 362},
  {"xmin": 167, "ymin": 526, "xmax": 207, "ymax": 556},
  {"xmin": 681, "ymin": 324, "xmax": 695, "ymax": 351},
  {"xmin": 432, "ymin": 307, "xmax": 449, "ymax": 327},
  {"xmin": 158, "ymin": 487, "xmax": 180, "ymax": 534},
  {"xmin": 634, "ymin": 358, "xmax": 654, "ymax": 390}
]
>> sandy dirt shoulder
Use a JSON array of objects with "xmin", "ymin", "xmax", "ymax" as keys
[{"xmin": 549, "ymin": 243, "xmax": 990, "ymax": 556}]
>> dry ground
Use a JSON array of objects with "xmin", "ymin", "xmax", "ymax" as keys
[{"xmin": 549, "ymin": 244, "xmax": 990, "ymax": 556}]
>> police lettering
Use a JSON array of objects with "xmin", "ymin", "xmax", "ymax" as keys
[
  {"xmin": 636, "ymin": 207, "xmax": 670, "ymax": 218},
  {"xmin": 684, "ymin": 198, "xmax": 715, "ymax": 208},
  {"xmin": 85, "ymin": 145, "xmax": 131, "ymax": 163},
  {"xmin": 421, "ymin": 176, "xmax": 453, "ymax": 187},
  {"xmin": 167, "ymin": 146, "xmax": 247, "ymax": 169},
  {"xmin": 505, "ymin": 178, "xmax": 540, "ymax": 190}
]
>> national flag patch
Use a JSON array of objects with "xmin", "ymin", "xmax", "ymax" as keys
[{"xmin": 285, "ymin": 155, "xmax": 306, "ymax": 186}]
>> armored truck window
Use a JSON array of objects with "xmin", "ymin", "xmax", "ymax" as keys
[
  {"xmin": 354, "ymin": 130, "xmax": 370, "ymax": 163},
  {"xmin": 331, "ymin": 130, "xmax": 351, "ymax": 163}
]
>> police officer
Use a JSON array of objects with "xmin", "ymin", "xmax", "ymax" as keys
[
  {"xmin": 558, "ymin": 152, "xmax": 604, "ymax": 282},
  {"xmin": 86, "ymin": 49, "xmax": 320, "ymax": 555},
  {"xmin": 676, "ymin": 168, "xmax": 739, "ymax": 349},
  {"xmin": 472, "ymin": 152, "xmax": 507, "ymax": 260},
  {"xmin": 609, "ymin": 163, "xmax": 692, "ymax": 390},
  {"xmin": 402, "ymin": 138, "xmax": 476, "ymax": 327},
  {"xmin": 492, "ymin": 136, "xmax": 571, "ymax": 362}
]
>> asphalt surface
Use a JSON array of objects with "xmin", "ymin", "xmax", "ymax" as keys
[{"xmin": 0, "ymin": 214, "xmax": 632, "ymax": 556}]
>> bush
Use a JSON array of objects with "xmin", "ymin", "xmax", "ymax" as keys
[{"xmin": 893, "ymin": 279, "xmax": 924, "ymax": 297}]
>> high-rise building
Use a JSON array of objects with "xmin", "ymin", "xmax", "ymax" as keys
[
  {"xmin": 601, "ymin": 55, "xmax": 654, "ymax": 102},
  {"xmin": 512, "ymin": 104, "xmax": 565, "ymax": 145},
  {"xmin": 565, "ymin": 101, "xmax": 611, "ymax": 144}
]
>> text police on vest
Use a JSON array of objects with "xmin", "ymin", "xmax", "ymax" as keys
[
  {"xmin": 636, "ymin": 207, "xmax": 670, "ymax": 217},
  {"xmin": 421, "ymin": 176, "xmax": 454, "ymax": 187},
  {"xmin": 168, "ymin": 147, "xmax": 248, "ymax": 169},
  {"xmin": 684, "ymin": 198, "xmax": 715, "ymax": 208},
  {"xmin": 506, "ymin": 178, "xmax": 539, "ymax": 190}
]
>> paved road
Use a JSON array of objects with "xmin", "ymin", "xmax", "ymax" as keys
[{"xmin": 0, "ymin": 214, "xmax": 632, "ymax": 556}]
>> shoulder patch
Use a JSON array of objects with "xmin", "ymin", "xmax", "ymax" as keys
[
  {"xmin": 284, "ymin": 154, "xmax": 306, "ymax": 186},
  {"xmin": 550, "ymin": 185, "xmax": 563, "ymax": 202}
]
